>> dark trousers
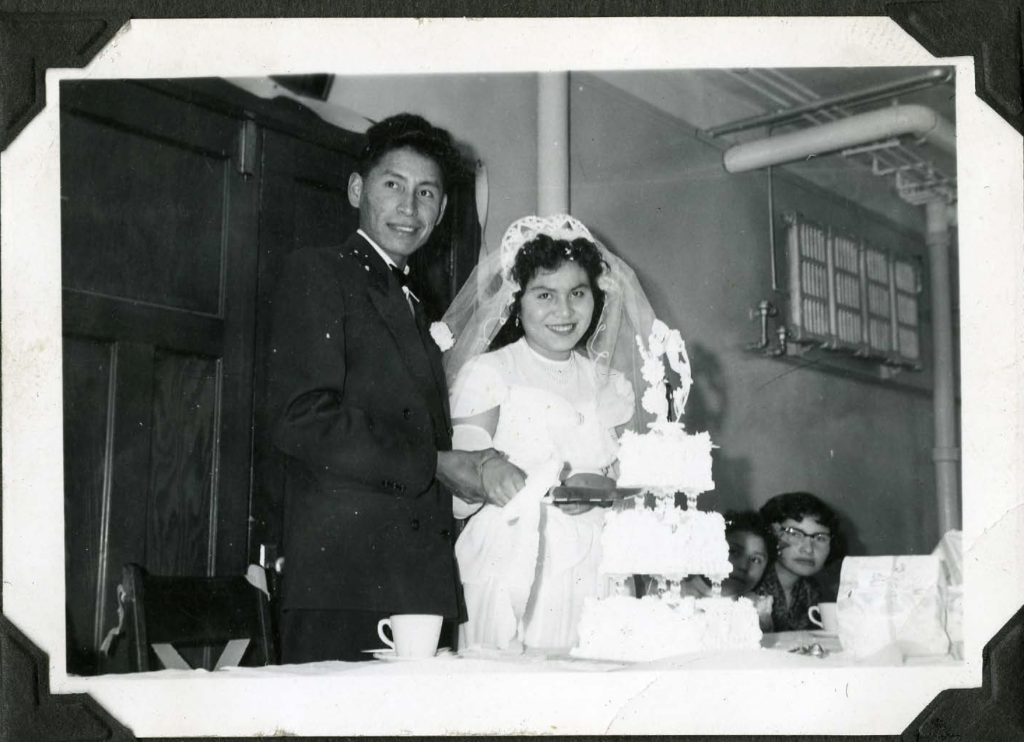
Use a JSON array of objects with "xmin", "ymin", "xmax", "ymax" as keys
[{"xmin": 279, "ymin": 607, "xmax": 390, "ymax": 664}]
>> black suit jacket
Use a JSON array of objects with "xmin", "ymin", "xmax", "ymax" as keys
[{"xmin": 267, "ymin": 234, "xmax": 460, "ymax": 617}]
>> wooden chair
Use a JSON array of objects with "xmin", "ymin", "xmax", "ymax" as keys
[{"xmin": 121, "ymin": 563, "xmax": 276, "ymax": 672}]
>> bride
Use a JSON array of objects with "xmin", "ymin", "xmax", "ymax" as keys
[{"xmin": 442, "ymin": 214, "xmax": 657, "ymax": 651}]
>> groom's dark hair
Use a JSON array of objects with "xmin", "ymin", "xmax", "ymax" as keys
[
  {"xmin": 357, "ymin": 113, "xmax": 469, "ymax": 188},
  {"xmin": 489, "ymin": 234, "xmax": 608, "ymax": 352}
]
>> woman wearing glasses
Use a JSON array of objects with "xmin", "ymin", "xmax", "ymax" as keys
[{"xmin": 756, "ymin": 492, "xmax": 842, "ymax": 632}]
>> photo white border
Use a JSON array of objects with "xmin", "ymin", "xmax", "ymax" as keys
[{"xmin": 3, "ymin": 16, "xmax": 1022, "ymax": 737}]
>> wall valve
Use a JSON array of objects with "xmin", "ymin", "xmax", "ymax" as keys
[{"xmin": 747, "ymin": 300, "xmax": 778, "ymax": 350}]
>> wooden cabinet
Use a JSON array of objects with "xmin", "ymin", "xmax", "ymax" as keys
[{"xmin": 60, "ymin": 78, "xmax": 478, "ymax": 674}]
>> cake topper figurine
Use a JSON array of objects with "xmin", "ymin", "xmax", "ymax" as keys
[{"xmin": 636, "ymin": 319, "xmax": 692, "ymax": 424}]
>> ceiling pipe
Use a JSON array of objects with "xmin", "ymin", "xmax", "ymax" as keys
[
  {"xmin": 723, "ymin": 104, "xmax": 956, "ymax": 173},
  {"xmin": 707, "ymin": 68, "xmax": 952, "ymax": 138},
  {"xmin": 717, "ymin": 68, "xmax": 933, "ymax": 183}
]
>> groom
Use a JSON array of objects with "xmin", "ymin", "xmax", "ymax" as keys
[{"xmin": 267, "ymin": 113, "xmax": 523, "ymax": 663}]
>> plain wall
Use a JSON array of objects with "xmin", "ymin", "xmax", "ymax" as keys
[{"xmin": 570, "ymin": 74, "xmax": 942, "ymax": 559}]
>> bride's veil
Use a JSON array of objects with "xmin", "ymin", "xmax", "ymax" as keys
[{"xmin": 440, "ymin": 215, "xmax": 659, "ymax": 434}]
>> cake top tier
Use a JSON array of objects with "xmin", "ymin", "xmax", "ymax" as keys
[{"xmin": 637, "ymin": 319, "xmax": 692, "ymax": 424}]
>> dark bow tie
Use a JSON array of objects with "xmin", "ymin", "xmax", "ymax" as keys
[
  {"xmin": 389, "ymin": 265, "xmax": 410, "ymax": 288},
  {"xmin": 389, "ymin": 264, "xmax": 420, "ymax": 304}
]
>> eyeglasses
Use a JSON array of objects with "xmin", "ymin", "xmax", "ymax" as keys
[{"xmin": 778, "ymin": 525, "xmax": 832, "ymax": 548}]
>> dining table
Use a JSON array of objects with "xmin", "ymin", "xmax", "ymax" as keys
[
  {"xmin": 203, "ymin": 628, "xmax": 956, "ymax": 678},
  {"xmin": 65, "ymin": 628, "xmax": 968, "ymax": 738}
]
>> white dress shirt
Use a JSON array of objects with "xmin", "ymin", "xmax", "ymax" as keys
[{"xmin": 358, "ymin": 228, "xmax": 420, "ymax": 308}]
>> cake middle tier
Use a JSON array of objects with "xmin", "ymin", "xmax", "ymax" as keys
[{"xmin": 600, "ymin": 506, "xmax": 732, "ymax": 579}]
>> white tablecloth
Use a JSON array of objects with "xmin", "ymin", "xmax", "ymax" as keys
[
  {"xmin": 204, "ymin": 630, "xmax": 955, "ymax": 678},
  {"xmin": 63, "ymin": 631, "xmax": 968, "ymax": 738}
]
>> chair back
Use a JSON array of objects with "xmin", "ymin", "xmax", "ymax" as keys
[{"xmin": 121, "ymin": 563, "xmax": 276, "ymax": 672}]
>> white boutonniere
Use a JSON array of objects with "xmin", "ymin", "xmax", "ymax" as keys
[{"xmin": 429, "ymin": 321, "xmax": 455, "ymax": 352}]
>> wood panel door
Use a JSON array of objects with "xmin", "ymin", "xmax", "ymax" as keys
[{"xmin": 60, "ymin": 80, "xmax": 261, "ymax": 674}]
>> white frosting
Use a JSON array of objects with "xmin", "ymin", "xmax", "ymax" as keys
[
  {"xmin": 580, "ymin": 491, "xmax": 758, "ymax": 662},
  {"xmin": 572, "ymin": 595, "xmax": 763, "ymax": 662},
  {"xmin": 570, "ymin": 322, "xmax": 759, "ymax": 662},
  {"xmin": 600, "ymin": 506, "xmax": 732, "ymax": 579},
  {"xmin": 617, "ymin": 424, "xmax": 715, "ymax": 493}
]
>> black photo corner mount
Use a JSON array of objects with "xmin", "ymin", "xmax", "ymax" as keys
[
  {"xmin": 0, "ymin": 1, "xmax": 1021, "ymax": 741},
  {"xmin": 0, "ymin": 11, "xmax": 129, "ymax": 151},
  {"xmin": 901, "ymin": 604, "xmax": 1024, "ymax": 742},
  {"xmin": 0, "ymin": 616, "xmax": 136, "ymax": 741}
]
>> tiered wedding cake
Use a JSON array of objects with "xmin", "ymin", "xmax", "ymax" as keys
[{"xmin": 572, "ymin": 321, "xmax": 762, "ymax": 661}]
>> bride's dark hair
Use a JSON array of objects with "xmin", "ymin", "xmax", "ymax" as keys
[{"xmin": 488, "ymin": 234, "xmax": 608, "ymax": 352}]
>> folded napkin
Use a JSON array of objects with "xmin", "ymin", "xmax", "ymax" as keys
[
  {"xmin": 931, "ymin": 530, "xmax": 963, "ymax": 657},
  {"xmin": 932, "ymin": 529, "xmax": 963, "ymax": 585},
  {"xmin": 836, "ymin": 555, "xmax": 949, "ymax": 660}
]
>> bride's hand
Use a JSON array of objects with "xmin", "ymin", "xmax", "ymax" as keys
[
  {"xmin": 563, "ymin": 472, "xmax": 616, "ymax": 489},
  {"xmin": 478, "ymin": 455, "xmax": 527, "ymax": 507},
  {"xmin": 556, "ymin": 472, "xmax": 616, "ymax": 515}
]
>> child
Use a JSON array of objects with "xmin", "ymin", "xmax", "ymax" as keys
[
  {"xmin": 680, "ymin": 510, "xmax": 773, "ymax": 601},
  {"xmin": 756, "ymin": 492, "xmax": 842, "ymax": 632},
  {"xmin": 721, "ymin": 510, "xmax": 774, "ymax": 596}
]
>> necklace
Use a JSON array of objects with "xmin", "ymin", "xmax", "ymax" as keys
[
  {"xmin": 522, "ymin": 341, "xmax": 586, "ymax": 424},
  {"xmin": 531, "ymin": 347, "xmax": 577, "ymax": 386}
]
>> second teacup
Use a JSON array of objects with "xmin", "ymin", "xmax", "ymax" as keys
[{"xmin": 808, "ymin": 602, "xmax": 839, "ymax": 632}]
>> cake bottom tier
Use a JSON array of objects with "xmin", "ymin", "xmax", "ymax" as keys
[{"xmin": 571, "ymin": 594, "xmax": 763, "ymax": 662}]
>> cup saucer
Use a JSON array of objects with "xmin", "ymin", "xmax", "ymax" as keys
[
  {"xmin": 365, "ymin": 647, "xmax": 454, "ymax": 662},
  {"xmin": 809, "ymin": 629, "xmax": 839, "ymax": 638}
]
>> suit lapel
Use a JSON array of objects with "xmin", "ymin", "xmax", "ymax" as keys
[
  {"xmin": 413, "ymin": 303, "xmax": 453, "ymax": 432},
  {"xmin": 367, "ymin": 281, "xmax": 437, "ymax": 396},
  {"xmin": 348, "ymin": 233, "xmax": 452, "ymax": 440}
]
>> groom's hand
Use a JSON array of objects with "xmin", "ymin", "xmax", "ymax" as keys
[{"xmin": 436, "ymin": 449, "xmax": 525, "ymax": 507}]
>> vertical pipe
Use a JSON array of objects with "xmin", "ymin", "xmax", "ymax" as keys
[
  {"xmin": 858, "ymin": 239, "xmax": 870, "ymax": 351},
  {"xmin": 825, "ymin": 226, "xmax": 838, "ymax": 348},
  {"xmin": 888, "ymin": 247, "xmax": 900, "ymax": 357},
  {"xmin": 788, "ymin": 216, "xmax": 804, "ymax": 337},
  {"xmin": 537, "ymin": 72, "xmax": 570, "ymax": 215},
  {"xmin": 925, "ymin": 199, "xmax": 961, "ymax": 535},
  {"xmin": 767, "ymin": 166, "xmax": 778, "ymax": 291}
]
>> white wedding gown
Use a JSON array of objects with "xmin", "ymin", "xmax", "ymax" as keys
[{"xmin": 450, "ymin": 338, "xmax": 634, "ymax": 651}]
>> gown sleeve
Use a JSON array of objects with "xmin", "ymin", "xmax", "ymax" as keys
[
  {"xmin": 449, "ymin": 355, "xmax": 508, "ymax": 419},
  {"xmin": 597, "ymin": 370, "xmax": 637, "ymax": 430},
  {"xmin": 450, "ymin": 355, "xmax": 509, "ymax": 519}
]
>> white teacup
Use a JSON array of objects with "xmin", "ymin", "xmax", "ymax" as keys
[
  {"xmin": 376, "ymin": 614, "xmax": 444, "ymax": 658},
  {"xmin": 808, "ymin": 602, "xmax": 839, "ymax": 632}
]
